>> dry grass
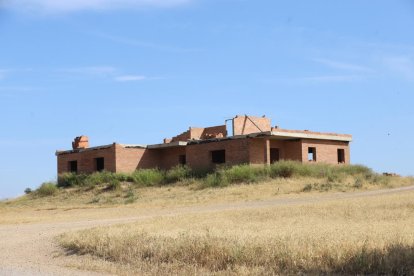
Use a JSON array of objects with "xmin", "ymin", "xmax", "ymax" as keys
[
  {"xmin": 59, "ymin": 191, "xmax": 414, "ymax": 275},
  {"xmin": 0, "ymin": 174, "xmax": 412, "ymax": 225}
]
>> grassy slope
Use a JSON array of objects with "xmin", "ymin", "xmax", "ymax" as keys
[
  {"xmin": 0, "ymin": 162, "xmax": 413, "ymax": 225},
  {"xmin": 1, "ymin": 162, "xmax": 414, "ymax": 274}
]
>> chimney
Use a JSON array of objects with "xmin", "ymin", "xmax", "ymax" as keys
[{"xmin": 72, "ymin": 136, "xmax": 89, "ymax": 149}]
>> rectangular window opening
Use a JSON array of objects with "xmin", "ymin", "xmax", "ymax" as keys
[
  {"xmin": 68, "ymin": 160, "xmax": 78, "ymax": 173},
  {"xmin": 337, "ymin": 149, "xmax": 345, "ymax": 163},
  {"xmin": 179, "ymin": 155, "xmax": 186, "ymax": 165},
  {"xmin": 270, "ymin": 148, "xmax": 280, "ymax": 163},
  {"xmin": 211, "ymin": 150, "xmax": 226, "ymax": 164},
  {"xmin": 308, "ymin": 147, "xmax": 316, "ymax": 162},
  {"xmin": 95, "ymin": 157, "xmax": 105, "ymax": 172}
]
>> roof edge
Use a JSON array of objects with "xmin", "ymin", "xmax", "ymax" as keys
[{"xmin": 270, "ymin": 130, "xmax": 352, "ymax": 142}]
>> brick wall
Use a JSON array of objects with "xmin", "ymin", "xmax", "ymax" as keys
[
  {"xmin": 115, "ymin": 145, "xmax": 161, "ymax": 173},
  {"xmin": 57, "ymin": 145, "xmax": 116, "ymax": 174},
  {"xmin": 186, "ymin": 139, "xmax": 250, "ymax": 171},
  {"xmin": 169, "ymin": 125, "xmax": 227, "ymax": 143},
  {"xmin": 282, "ymin": 140, "xmax": 303, "ymax": 161},
  {"xmin": 158, "ymin": 147, "xmax": 186, "ymax": 169},
  {"xmin": 248, "ymin": 138, "xmax": 302, "ymax": 164},
  {"xmin": 114, "ymin": 145, "xmax": 188, "ymax": 172},
  {"xmin": 57, "ymin": 137, "xmax": 351, "ymax": 175},
  {"xmin": 198, "ymin": 125, "xmax": 227, "ymax": 139},
  {"xmin": 233, "ymin": 115, "xmax": 271, "ymax": 135},
  {"xmin": 300, "ymin": 139, "xmax": 350, "ymax": 164}
]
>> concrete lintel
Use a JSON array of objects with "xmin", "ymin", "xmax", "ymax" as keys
[
  {"xmin": 270, "ymin": 131, "xmax": 353, "ymax": 142},
  {"xmin": 147, "ymin": 141, "xmax": 188, "ymax": 149},
  {"xmin": 55, "ymin": 144, "xmax": 115, "ymax": 155}
]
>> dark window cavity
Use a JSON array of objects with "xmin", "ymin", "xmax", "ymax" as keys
[
  {"xmin": 95, "ymin": 157, "xmax": 105, "ymax": 172},
  {"xmin": 179, "ymin": 155, "xmax": 186, "ymax": 165},
  {"xmin": 211, "ymin": 150, "xmax": 226, "ymax": 164},
  {"xmin": 270, "ymin": 148, "xmax": 280, "ymax": 163},
  {"xmin": 337, "ymin": 149, "xmax": 345, "ymax": 163},
  {"xmin": 69, "ymin": 160, "xmax": 78, "ymax": 173}
]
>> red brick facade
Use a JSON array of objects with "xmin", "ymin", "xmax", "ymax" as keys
[{"xmin": 56, "ymin": 115, "xmax": 352, "ymax": 174}]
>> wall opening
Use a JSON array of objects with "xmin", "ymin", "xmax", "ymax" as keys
[
  {"xmin": 211, "ymin": 150, "xmax": 226, "ymax": 164},
  {"xmin": 95, "ymin": 157, "xmax": 105, "ymax": 172},
  {"xmin": 68, "ymin": 160, "xmax": 78, "ymax": 173},
  {"xmin": 337, "ymin": 149, "xmax": 345, "ymax": 163},
  {"xmin": 225, "ymin": 119, "xmax": 234, "ymax": 137},
  {"xmin": 308, "ymin": 147, "xmax": 316, "ymax": 162},
  {"xmin": 270, "ymin": 148, "xmax": 280, "ymax": 163},
  {"xmin": 179, "ymin": 154, "xmax": 186, "ymax": 165}
]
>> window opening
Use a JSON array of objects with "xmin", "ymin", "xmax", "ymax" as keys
[
  {"xmin": 95, "ymin": 157, "xmax": 105, "ymax": 172},
  {"xmin": 211, "ymin": 150, "xmax": 225, "ymax": 164},
  {"xmin": 308, "ymin": 147, "xmax": 316, "ymax": 162},
  {"xmin": 337, "ymin": 149, "xmax": 345, "ymax": 163},
  {"xmin": 69, "ymin": 160, "xmax": 77, "ymax": 173},
  {"xmin": 270, "ymin": 148, "xmax": 280, "ymax": 163}
]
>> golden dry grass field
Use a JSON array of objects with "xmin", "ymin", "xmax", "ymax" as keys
[
  {"xmin": 1, "ymin": 170, "xmax": 414, "ymax": 275},
  {"xmin": 59, "ymin": 189, "xmax": 414, "ymax": 275}
]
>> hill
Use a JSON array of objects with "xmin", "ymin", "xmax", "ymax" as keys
[{"xmin": 1, "ymin": 161, "xmax": 413, "ymax": 275}]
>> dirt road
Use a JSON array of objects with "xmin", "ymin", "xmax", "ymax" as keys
[{"xmin": 1, "ymin": 185, "xmax": 413, "ymax": 276}]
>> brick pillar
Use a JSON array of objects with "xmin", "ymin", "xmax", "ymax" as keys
[{"xmin": 265, "ymin": 139, "xmax": 270, "ymax": 165}]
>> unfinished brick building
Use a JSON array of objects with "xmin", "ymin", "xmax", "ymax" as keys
[{"xmin": 56, "ymin": 115, "xmax": 352, "ymax": 174}]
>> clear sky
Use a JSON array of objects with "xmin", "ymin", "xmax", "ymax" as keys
[{"xmin": 1, "ymin": 0, "xmax": 414, "ymax": 199}]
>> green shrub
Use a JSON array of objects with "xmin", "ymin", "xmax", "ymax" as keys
[
  {"xmin": 165, "ymin": 165, "xmax": 191, "ymax": 184},
  {"xmin": 107, "ymin": 179, "xmax": 121, "ymax": 191},
  {"xmin": 203, "ymin": 172, "xmax": 228, "ymax": 188},
  {"xmin": 57, "ymin": 173, "xmax": 87, "ymax": 187},
  {"xmin": 131, "ymin": 169, "xmax": 164, "ymax": 187},
  {"xmin": 116, "ymin": 172, "xmax": 134, "ymax": 182},
  {"xmin": 54, "ymin": 161, "xmax": 380, "ymax": 191},
  {"xmin": 86, "ymin": 171, "xmax": 119, "ymax": 186},
  {"xmin": 124, "ymin": 189, "xmax": 137, "ymax": 204},
  {"xmin": 269, "ymin": 161, "xmax": 297, "ymax": 178},
  {"xmin": 337, "ymin": 164, "xmax": 373, "ymax": 177},
  {"xmin": 36, "ymin": 182, "xmax": 58, "ymax": 197},
  {"xmin": 24, "ymin": 188, "xmax": 32, "ymax": 194},
  {"xmin": 221, "ymin": 165, "xmax": 266, "ymax": 184},
  {"xmin": 58, "ymin": 172, "xmax": 128, "ymax": 188}
]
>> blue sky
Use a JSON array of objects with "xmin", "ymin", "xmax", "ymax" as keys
[{"xmin": 1, "ymin": 0, "xmax": 414, "ymax": 198}]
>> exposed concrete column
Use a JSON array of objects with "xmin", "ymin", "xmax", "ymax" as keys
[{"xmin": 265, "ymin": 138, "xmax": 270, "ymax": 165}]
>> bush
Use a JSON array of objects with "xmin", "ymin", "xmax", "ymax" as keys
[
  {"xmin": 36, "ymin": 182, "xmax": 58, "ymax": 197},
  {"xmin": 106, "ymin": 179, "xmax": 121, "ymax": 191},
  {"xmin": 58, "ymin": 173, "xmax": 87, "ymax": 187},
  {"xmin": 165, "ymin": 165, "xmax": 191, "ymax": 184},
  {"xmin": 131, "ymin": 169, "xmax": 164, "ymax": 187},
  {"xmin": 124, "ymin": 189, "xmax": 137, "ymax": 204},
  {"xmin": 24, "ymin": 188, "xmax": 32, "ymax": 194},
  {"xmin": 54, "ymin": 161, "xmax": 380, "ymax": 190},
  {"xmin": 203, "ymin": 172, "xmax": 228, "ymax": 188},
  {"xmin": 86, "ymin": 171, "xmax": 119, "ymax": 186},
  {"xmin": 269, "ymin": 161, "xmax": 296, "ymax": 178},
  {"xmin": 221, "ymin": 165, "xmax": 266, "ymax": 184}
]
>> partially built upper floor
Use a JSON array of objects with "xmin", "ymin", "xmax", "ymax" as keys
[{"xmin": 56, "ymin": 115, "xmax": 352, "ymax": 174}]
